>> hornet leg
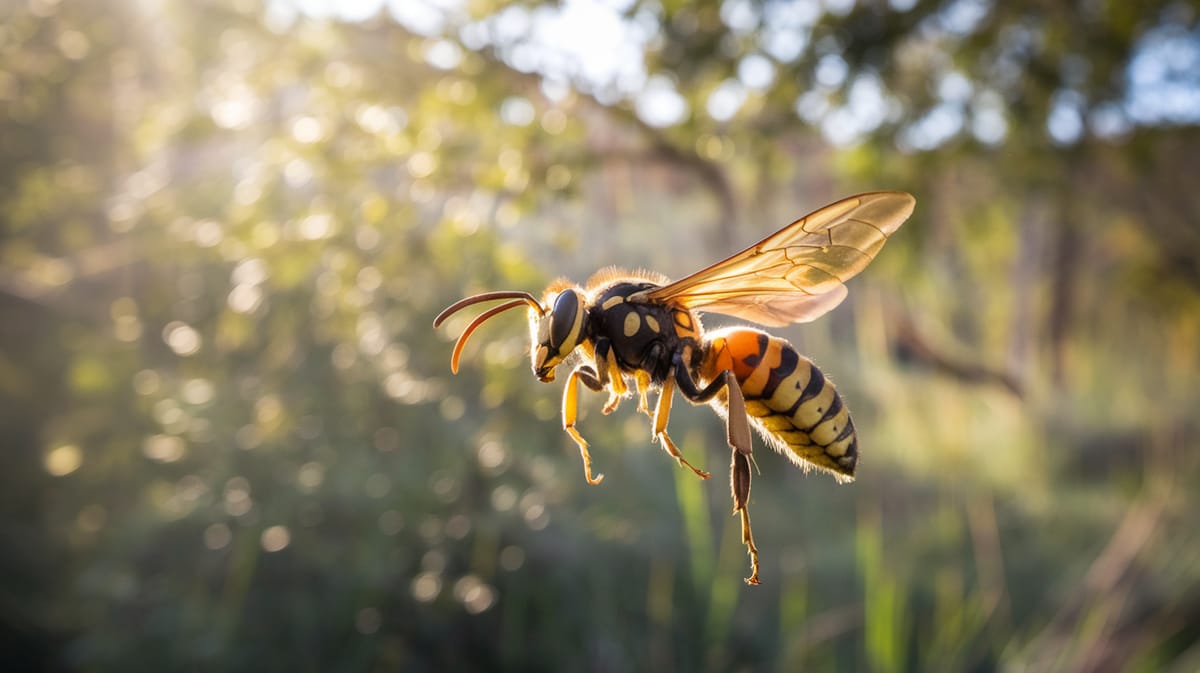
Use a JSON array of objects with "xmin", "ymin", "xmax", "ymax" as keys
[
  {"xmin": 726, "ymin": 382, "xmax": 760, "ymax": 586},
  {"xmin": 593, "ymin": 339, "xmax": 628, "ymax": 415},
  {"xmin": 563, "ymin": 365, "xmax": 606, "ymax": 485},
  {"xmin": 673, "ymin": 353, "xmax": 760, "ymax": 585},
  {"xmin": 650, "ymin": 374, "xmax": 711, "ymax": 480},
  {"xmin": 635, "ymin": 371, "xmax": 654, "ymax": 416}
]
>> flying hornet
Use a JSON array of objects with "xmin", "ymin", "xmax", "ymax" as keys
[{"xmin": 434, "ymin": 191, "xmax": 915, "ymax": 584}]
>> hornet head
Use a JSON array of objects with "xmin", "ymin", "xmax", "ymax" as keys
[
  {"xmin": 432, "ymin": 281, "xmax": 589, "ymax": 384},
  {"xmin": 530, "ymin": 285, "xmax": 587, "ymax": 382}
]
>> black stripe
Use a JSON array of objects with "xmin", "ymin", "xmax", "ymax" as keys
[
  {"xmin": 842, "ymin": 438, "xmax": 859, "ymax": 466},
  {"xmin": 760, "ymin": 345, "xmax": 799, "ymax": 401},
  {"xmin": 740, "ymin": 333, "xmax": 771, "ymax": 368},
  {"xmin": 832, "ymin": 416, "xmax": 856, "ymax": 443},
  {"xmin": 813, "ymin": 392, "xmax": 844, "ymax": 431},
  {"xmin": 785, "ymin": 364, "xmax": 825, "ymax": 417}
]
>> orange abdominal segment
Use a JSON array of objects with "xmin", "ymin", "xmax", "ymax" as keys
[
  {"xmin": 702, "ymin": 329, "xmax": 757, "ymax": 382},
  {"xmin": 700, "ymin": 327, "xmax": 857, "ymax": 479}
]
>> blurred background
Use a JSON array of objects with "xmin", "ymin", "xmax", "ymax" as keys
[{"xmin": 3, "ymin": 0, "xmax": 1199, "ymax": 671}]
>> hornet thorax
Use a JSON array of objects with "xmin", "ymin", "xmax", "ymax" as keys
[{"xmin": 587, "ymin": 281, "xmax": 702, "ymax": 384}]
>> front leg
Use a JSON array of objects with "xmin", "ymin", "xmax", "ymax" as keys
[
  {"xmin": 562, "ymin": 365, "xmax": 606, "ymax": 485},
  {"xmin": 673, "ymin": 353, "xmax": 760, "ymax": 585}
]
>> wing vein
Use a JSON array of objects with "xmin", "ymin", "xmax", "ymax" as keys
[{"xmin": 641, "ymin": 191, "xmax": 914, "ymax": 326}]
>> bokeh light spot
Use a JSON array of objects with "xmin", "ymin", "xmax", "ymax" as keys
[
  {"xmin": 163, "ymin": 321, "xmax": 202, "ymax": 356},
  {"xmin": 255, "ymin": 394, "xmax": 283, "ymax": 427},
  {"xmin": 430, "ymin": 471, "xmax": 461, "ymax": 502},
  {"xmin": 412, "ymin": 572, "xmax": 442, "ymax": 603},
  {"xmin": 143, "ymin": 434, "xmax": 186, "ymax": 463},
  {"xmin": 378, "ymin": 510, "xmax": 404, "ymax": 535},
  {"xmin": 132, "ymin": 369, "xmax": 161, "ymax": 396},
  {"xmin": 193, "ymin": 219, "xmax": 223, "ymax": 247},
  {"xmin": 407, "ymin": 151, "xmax": 437, "ymax": 179},
  {"xmin": 235, "ymin": 424, "xmax": 263, "ymax": 450},
  {"xmin": 260, "ymin": 525, "xmax": 291, "ymax": 552},
  {"xmin": 204, "ymin": 522, "xmax": 232, "ymax": 550},
  {"xmin": 44, "ymin": 444, "xmax": 82, "ymax": 477},
  {"xmin": 181, "ymin": 378, "xmax": 215, "ymax": 405},
  {"xmin": 477, "ymin": 439, "xmax": 508, "ymax": 471},
  {"xmin": 425, "ymin": 40, "xmax": 462, "ymax": 70},
  {"xmin": 224, "ymin": 477, "xmax": 254, "ymax": 516},
  {"xmin": 57, "ymin": 30, "xmax": 91, "ymax": 60},
  {"xmin": 545, "ymin": 164, "xmax": 571, "ymax": 190},
  {"xmin": 491, "ymin": 485, "xmax": 518, "ymax": 512},
  {"xmin": 365, "ymin": 473, "xmax": 392, "ymax": 498},
  {"xmin": 737, "ymin": 53, "xmax": 775, "ymax": 90},
  {"xmin": 299, "ymin": 213, "xmax": 335, "ymax": 240},
  {"xmin": 499, "ymin": 545, "xmax": 525, "ymax": 571},
  {"xmin": 297, "ymin": 462, "xmax": 325, "ymax": 492},
  {"xmin": 291, "ymin": 116, "xmax": 325, "ymax": 144},
  {"xmin": 635, "ymin": 75, "xmax": 688, "ymax": 128},
  {"xmin": 445, "ymin": 514, "xmax": 471, "ymax": 540},
  {"xmin": 500, "ymin": 96, "xmax": 535, "ymax": 125},
  {"xmin": 454, "ymin": 575, "xmax": 497, "ymax": 615},
  {"xmin": 438, "ymin": 396, "xmax": 465, "ymax": 421},
  {"xmin": 228, "ymin": 283, "xmax": 264, "ymax": 314}
]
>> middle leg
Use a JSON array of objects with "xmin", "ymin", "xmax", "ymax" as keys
[
  {"xmin": 650, "ymin": 374, "xmax": 710, "ymax": 480},
  {"xmin": 592, "ymin": 339, "xmax": 628, "ymax": 415}
]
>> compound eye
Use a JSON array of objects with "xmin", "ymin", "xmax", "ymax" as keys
[{"xmin": 549, "ymin": 290, "xmax": 580, "ymax": 349}]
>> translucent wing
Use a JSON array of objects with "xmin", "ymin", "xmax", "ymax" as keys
[{"xmin": 640, "ymin": 191, "xmax": 915, "ymax": 326}]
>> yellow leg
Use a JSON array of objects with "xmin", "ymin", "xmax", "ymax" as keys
[
  {"xmin": 739, "ymin": 506, "xmax": 761, "ymax": 586},
  {"xmin": 603, "ymin": 391, "xmax": 623, "ymax": 415},
  {"xmin": 563, "ymin": 368, "xmax": 604, "ymax": 485},
  {"xmin": 652, "ymin": 376, "xmax": 710, "ymax": 480},
  {"xmin": 601, "ymin": 349, "xmax": 628, "ymax": 415},
  {"xmin": 635, "ymin": 371, "xmax": 653, "ymax": 416}
]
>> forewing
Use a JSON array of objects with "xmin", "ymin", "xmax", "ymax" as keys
[{"xmin": 642, "ymin": 191, "xmax": 914, "ymax": 325}]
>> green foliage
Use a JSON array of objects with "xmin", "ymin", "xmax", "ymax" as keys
[{"xmin": 2, "ymin": 0, "xmax": 1199, "ymax": 671}]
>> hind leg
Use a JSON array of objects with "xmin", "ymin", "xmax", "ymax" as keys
[{"xmin": 672, "ymin": 356, "xmax": 759, "ymax": 585}]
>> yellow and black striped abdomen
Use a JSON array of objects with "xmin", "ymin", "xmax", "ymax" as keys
[{"xmin": 700, "ymin": 327, "xmax": 857, "ymax": 479}]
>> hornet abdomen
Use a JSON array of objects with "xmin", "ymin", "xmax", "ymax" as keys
[{"xmin": 699, "ymin": 327, "xmax": 857, "ymax": 479}]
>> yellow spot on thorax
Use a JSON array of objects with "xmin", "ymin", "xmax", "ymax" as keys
[
  {"xmin": 601, "ymin": 295, "xmax": 625, "ymax": 310},
  {"xmin": 623, "ymin": 312, "xmax": 642, "ymax": 337}
]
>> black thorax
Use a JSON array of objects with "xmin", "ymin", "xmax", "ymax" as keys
[{"xmin": 587, "ymin": 281, "xmax": 682, "ymax": 384}]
